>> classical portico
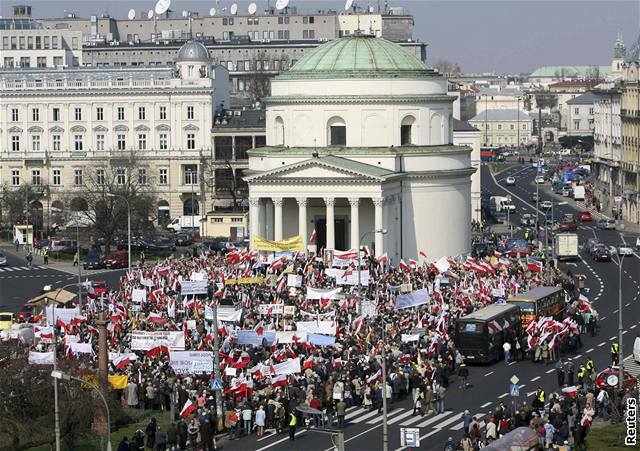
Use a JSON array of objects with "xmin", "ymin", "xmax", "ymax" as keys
[{"xmin": 245, "ymin": 34, "xmax": 475, "ymax": 261}]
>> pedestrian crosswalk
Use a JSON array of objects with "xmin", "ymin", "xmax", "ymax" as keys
[
  {"xmin": 0, "ymin": 265, "xmax": 47, "ymax": 272},
  {"xmin": 342, "ymin": 405, "xmax": 487, "ymax": 432},
  {"xmin": 623, "ymin": 355, "xmax": 640, "ymax": 378}
]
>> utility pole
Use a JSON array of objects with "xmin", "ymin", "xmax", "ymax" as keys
[
  {"xmin": 538, "ymin": 107, "xmax": 543, "ymax": 154},
  {"xmin": 381, "ymin": 321, "xmax": 389, "ymax": 451},
  {"xmin": 618, "ymin": 254, "xmax": 625, "ymax": 389},
  {"xmin": 211, "ymin": 296, "xmax": 224, "ymax": 431}
]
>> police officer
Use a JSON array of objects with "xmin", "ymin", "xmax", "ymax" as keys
[
  {"xmin": 139, "ymin": 250, "xmax": 146, "ymax": 264},
  {"xmin": 534, "ymin": 388, "xmax": 545, "ymax": 410},
  {"xmin": 577, "ymin": 364, "xmax": 587, "ymax": 388},
  {"xmin": 611, "ymin": 341, "xmax": 620, "ymax": 365},
  {"xmin": 585, "ymin": 358, "xmax": 595, "ymax": 374},
  {"xmin": 288, "ymin": 411, "xmax": 297, "ymax": 441},
  {"xmin": 43, "ymin": 247, "xmax": 49, "ymax": 265}
]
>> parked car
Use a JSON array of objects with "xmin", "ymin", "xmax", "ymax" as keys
[
  {"xmin": 175, "ymin": 234, "xmax": 193, "ymax": 247},
  {"xmin": 83, "ymin": 250, "xmax": 104, "ymax": 270},
  {"xmin": 597, "ymin": 219, "xmax": 617, "ymax": 230},
  {"xmin": 593, "ymin": 246, "xmax": 612, "ymax": 262},
  {"xmin": 0, "ymin": 252, "xmax": 7, "ymax": 266},
  {"xmin": 540, "ymin": 201, "xmax": 553, "ymax": 210},
  {"xmin": 618, "ymin": 243, "xmax": 635, "ymax": 256},
  {"xmin": 151, "ymin": 238, "xmax": 176, "ymax": 252},
  {"xmin": 595, "ymin": 367, "xmax": 637, "ymax": 390},
  {"xmin": 505, "ymin": 176, "xmax": 516, "ymax": 186},
  {"xmin": 579, "ymin": 211, "xmax": 593, "ymax": 222},
  {"xmin": 520, "ymin": 214, "xmax": 536, "ymax": 227},
  {"xmin": 535, "ymin": 176, "xmax": 545, "ymax": 184},
  {"xmin": 104, "ymin": 250, "xmax": 128, "ymax": 269},
  {"xmin": 49, "ymin": 238, "xmax": 77, "ymax": 252}
]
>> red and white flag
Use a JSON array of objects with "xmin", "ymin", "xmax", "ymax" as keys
[
  {"xmin": 399, "ymin": 259, "xmax": 410, "ymax": 271},
  {"xmin": 526, "ymin": 256, "xmax": 543, "ymax": 273},
  {"xmin": 271, "ymin": 374, "xmax": 289, "ymax": 388},
  {"xmin": 309, "ymin": 229, "xmax": 317, "ymax": 244},
  {"xmin": 180, "ymin": 399, "xmax": 196, "ymax": 418},
  {"xmin": 561, "ymin": 386, "xmax": 578, "ymax": 398},
  {"xmin": 113, "ymin": 354, "xmax": 131, "ymax": 369},
  {"xmin": 366, "ymin": 369, "xmax": 382, "ymax": 384},
  {"xmin": 376, "ymin": 253, "xmax": 388, "ymax": 264}
]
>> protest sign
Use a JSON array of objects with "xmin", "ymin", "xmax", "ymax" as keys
[
  {"xmin": 287, "ymin": 274, "xmax": 302, "ymax": 287},
  {"xmin": 132, "ymin": 289, "xmax": 146, "ymax": 304},
  {"xmin": 180, "ymin": 280, "xmax": 208, "ymax": 295},
  {"xmin": 258, "ymin": 304, "xmax": 284, "ymax": 315},
  {"xmin": 169, "ymin": 351, "xmax": 213, "ymax": 374},
  {"xmin": 131, "ymin": 330, "xmax": 185, "ymax": 351}
]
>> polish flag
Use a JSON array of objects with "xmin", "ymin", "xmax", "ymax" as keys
[
  {"xmin": 309, "ymin": 229, "xmax": 317, "ymax": 244},
  {"xmin": 270, "ymin": 258, "xmax": 286, "ymax": 271},
  {"xmin": 214, "ymin": 287, "xmax": 224, "ymax": 298},
  {"xmin": 561, "ymin": 386, "xmax": 578, "ymax": 398},
  {"xmin": 271, "ymin": 374, "xmax": 289, "ymax": 388},
  {"xmin": 419, "ymin": 250, "xmax": 427, "ymax": 259},
  {"xmin": 399, "ymin": 259, "xmax": 410, "ymax": 271},
  {"xmin": 526, "ymin": 256, "xmax": 543, "ymax": 273},
  {"xmin": 150, "ymin": 289, "xmax": 164, "ymax": 304},
  {"xmin": 147, "ymin": 312, "xmax": 167, "ymax": 324},
  {"xmin": 409, "ymin": 259, "xmax": 418, "ymax": 267},
  {"xmin": 146, "ymin": 344, "xmax": 169, "ymax": 358},
  {"xmin": 113, "ymin": 354, "xmax": 131, "ymax": 369},
  {"xmin": 180, "ymin": 399, "xmax": 197, "ymax": 418},
  {"xmin": 366, "ymin": 369, "xmax": 382, "ymax": 384},
  {"xmin": 376, "ymin": 253, "xmax": 388, "ymax": 264}
]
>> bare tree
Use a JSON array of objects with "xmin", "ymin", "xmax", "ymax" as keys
[
  {"xmin": 0, "ymin": 183, "xmax": 49, "ymax": 232},
  {"xmin": 432, "ymin": 59, "xmax": 461, "ymax": 77},
  {"xmin": 246, "ymin": 52, "xmax": 290, "ymax": 102},
  {"xmin": 586, "ymin": 65, "xmax": 601, "ymax": 80},
  {"xmin": 67, "ymin": 154, "xmax": 158, "ymax": 250}
]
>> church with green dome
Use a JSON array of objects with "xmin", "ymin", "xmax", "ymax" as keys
[{"xmin": 244, "ymin": 34, "xmax": 476, "ymax": 262}]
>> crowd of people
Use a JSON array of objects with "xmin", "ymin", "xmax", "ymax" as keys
[{"xmin": 24, "ymin": 235, "xmax": 614, "ymax": 451}]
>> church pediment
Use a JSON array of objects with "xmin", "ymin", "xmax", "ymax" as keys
[{"xmin": 244, "ymin": 155, "xmax": 396, "ymax": 183}]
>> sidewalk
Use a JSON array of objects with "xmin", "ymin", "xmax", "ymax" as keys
[{"xmin": 0, "ymin": 241, "xmax": 81, "ymax": 275}]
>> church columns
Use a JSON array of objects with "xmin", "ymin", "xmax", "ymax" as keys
[
  {"xmin": 249, "ymin": 197, "xmax": 260, "ymax": 248},
  {"xmin": 349, "ymin": 197, "xmax": 360, "ymax": 250},
  {"xmin": 324, "ymin": 197, "xmax": 335, "ymax": 250},
  {"xmin": 296, "ymin": 198, "xmax": 308, "ymax": 250},
  {"xmin": 273, "ymin": 197, "xmax": 283, "ymax": 241},
  {"xmin": 373, "ymin": 197, "xmax": 384, "ymax": 256}
]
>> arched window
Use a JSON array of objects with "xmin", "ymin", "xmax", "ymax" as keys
[
  {"xmin": 183, "ymin": 198, "xmax": 200, "ymax": 216},
  {"xmin": 327, "ymin": 116, "xmax": 346, "ymax": 146},
  {"xmin": 274, "ymin": 116, "xmax": 285, "ymax": 146},
  {"xmin": 401, "ymin": 115, "xmax": 416, "ymax": 145},
  {"xmin": 430, "ymin": 113, "xmax": 443, "ymax": 144},
  {"xmin": 158, "ymin": 200, "xmax": 171, "ymax": 226}
]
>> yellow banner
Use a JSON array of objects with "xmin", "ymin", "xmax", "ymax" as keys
[
  {"xmin": 108, "ymin": 375, "xmax": 129, "ymax": 390},
  {"xmin": 224, "ymin": 276, "xmax": 265, "ymax": 285},
  {"xmin": 252, "ymin": 235, "xmax": 305, "ymax": 252}
]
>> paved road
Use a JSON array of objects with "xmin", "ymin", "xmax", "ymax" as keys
[{"xmin": 218, "ymin": 161, "xmax": 640, "ymax": 451}]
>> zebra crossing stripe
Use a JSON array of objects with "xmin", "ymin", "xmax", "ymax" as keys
[
  {"xmin": 366, "ymin": 408, "xmax": 404, "ymax": 424},
  {"xmin": 431, "ymin": 413, "xmax": 464, "ymax": 431},
  {"xmin": 415, "ymin": 411, "xmax": 453, "ymax": 428},
  {"xmin": 4, "ymin": 267, "xmax": 14, "ymax": 271},
  {"xmin": 344, "ymin": 407, "xmax": 366, "ymax": 420},
  {"xmin": 350, "ymin": 409, "xmax": 382, "ymax": 423},
  {"xmin": 398, "ymin": 412, "xmax": 431, "ymax": 427},
  {"xmin": 386, "ymin": 409, "xmax": 417, "ymax": 425}
]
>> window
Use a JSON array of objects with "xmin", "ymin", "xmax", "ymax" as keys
[
  {"xmin": 159, "ymin": 133, "xmax": 168, "ymax": 150},
  {"xmin": 96, "ymin": 107, "xmax": 104, "ymax": 121},
  {"xmin": 188, "ymin": 66, "xmax": 194, "ymax": 77},
  {"xmin": 510, "ymin": 124, "xmax": 515, "ymax": 130},
  {"xmin": 497, "ymin": 124, "xmax": 502, "ymax": 130},
  {"xmin": 74, "ymin": 168, "xmax": 83, "ymax": 185},
  {"xmin": 52, "ymin": 169, "xmax": 61, "ymax": 186},
  {"xmin": 213, "ymin": 217, "xmax": 224, "ymax": 223},
  {"xmin": 159, "ymin": 106, "xmax": 167, "ymax": 120},
  {"xmin": 3, "ymin": 57, "xmax": 14, "ymax": 67},
  {"xmin": 31, "ymin": 135, "xmax": 41, "ymax": 151},
  {"xmin": 117, "ymin": 134, "xmax": 126, "ymax": 150},
  {"xmin": 44, "ymin": 36, "xmax": 49, "ymax": 49},
  {"xmin": 116, "ymin": 168, "xmax": 126, "ymax": 185},
  {"xmin": 589, "ymin": 107, "xmax": 594, "ymax": 115},
  {"xmin": 53, "ymin": 108, "xmax": 60, "ymax": 121},
  {"xmin": 11, "ymin": 135, "xmax": 20, "ymax": 151},
  {"xmin": 186, "ymin": 133, "xmax": 196, "ymax": 150},
  {"xmin": 522, "ymin": 124, "xmax": 527, "ymax": 130},
  {"xmin": 20, "ymin": 57, "xmax": 30, "ymax": 68},
  {"xmin": 278, "ymin": 16, "xmax": 290, "ymax": 24},
  {"xmin": 138, "ymin": 168, "xmax": 147, "ymax": 185},
  {"xmin": 401, "ymin": 116, "xmax": 415, "ymax": 145},
  {"xmin": 328, "ymin": 117, "xmax": 346, "ymax": 146},
  {"xmin": 52, "ymin": 134, "xmax": 61, "ymax": 151},
  {"xmin": 74, "ymin": 135, "xmax": 84, "ymax": 151},
  {"xmin": 117, "ymin": 107, "xmax": 125, "ymax": 121},
  {"xmin": 37, "ymin": 56, "xmax": 46, "ymax": 68},
  {"xmin": 574, "ymin": 120, "xmax": 580, "ymax": 129},
  {"xmin": 96, "ymin": 169, "xmax": 105, "ymax": 185},
  {"xmin": 183, "ymin": 165, "xmax": 198, "ymax": 185},
  {"xmin": 187, "ymin": 105, "xmax": 194, "ymax": 120},
  {"xmin": 231, "ymin": 217, "xmax": 243, "ymax": 223},
  {"xmin": 277, "ymin": 30, "xmax": 290, "ymax": 39},
  {"xmin": 51, "ymin": 36, "xmax": 58, "ymax": 49},
  {"xmin": 159, "ymin": 168, "xmax": 168, "ymax": 185},
  {"xmin": 32, "ymin": 108, "xmax": 40, "ymax": 122},
  {"xmin": 31, "ymin": 169, "xmax": 41, "ymax": 186},
  {"xmin": 138, "ymin": 133, "xmax": 147, "ymax": 150},
  {"xmin": 303, "ymin": 30, "xmax": 315, "ymax": 39},
  {"xmin": 11, "ymin": 108, "xmax": 18, "ymax": 122},
  {"xmin": 11, "ymin": 169, "xmax": 20, "ymax": 186},
  {"xmin": 53, "ymin": 56, "xmax": 62, "ymax": 66},
  {"xmin": 574, "ymin": 108, "xmax": 579, "ymax": 115},
  {"xmin": 74, "ymin": 107, "xmax": 82, "ymax": 121},
  {"xmin": 138, "ymin": 106, "xmax": 146, "ymax": 120},
  {"xmin": 96, "ymin": 134, "xmax": 105, "ymax": 151}
]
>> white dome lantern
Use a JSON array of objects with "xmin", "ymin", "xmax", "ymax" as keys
[{"xmin": 175, "ymin": 40, "xmax": 210, "ymax": 80}]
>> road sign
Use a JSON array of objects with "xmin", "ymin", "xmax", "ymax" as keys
[
  {"xmin": 400, "ymin": 428, "xmax": 420, "ymax": 447},
  {"xmin": 210, "ymin": 378, "xmax": 223, "ymax": 391},
  {"xmin": 510, "ymin": 375, "xmax": 519, "ymax": 385},
  {"xmin": 509, "ymin": 383, "xmax": 520, "ymax": 397}
]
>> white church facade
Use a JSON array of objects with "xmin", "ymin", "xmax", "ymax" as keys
[{"xmin": 245, "ymin": 34, "xmax": 475, "ymax": 261}]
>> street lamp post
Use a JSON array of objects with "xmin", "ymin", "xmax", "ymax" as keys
[
  {"xmin": 51, "ymin": 370, "xmax": 112, "ymax": 451},
  {"xmin": 106, "ymin": 194, "xmax": 132, "ymax": 273},
  {"xmin": 613, "ymin": 252, "xmax": 626, "ymax": 389},
  {"xmin": 381, "ymin": 320, "xmax": 389, "ymax": 451},
  {"xmin": 357, "ymin": 229, "xmax": 387, "ymax": 312}
]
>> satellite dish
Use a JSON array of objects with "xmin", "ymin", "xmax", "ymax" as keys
[
  {"xmin": 155, "ymin": 0, "xmax": 171, "ymax": 15},
  {"xmin": 275, "ymin": 0, "xmax": 289, "ymax": 11},
  {"xmin": 369, "ymin": 5, "xmax": 374, "ymax": 13},
  {"xmin": 147, "ymin": 9, "xmax": 154, "ymax": 19},
  {"xmin": 182, "ymin": 10, "xmax": 188, "ymax": 18},
  {"xmin": 127, "ymin": 8, "xmax": 136, "ymax": 20},
  {"xmin": 222, "ymin": 7, "xmax": 227, "ymax": 12},
  {"xmin": 230, "ymin": 3, "xmax": 238, "ymax": 15},
  {"xmin": 248, "ymin": 2, "xmax": 257, "ymax": 15},
  {"xmin": 345, "ymin": 0, "xmax": 354, "ymax": 11},
  {"xmin": 209, "ymin": 7, "xmax": 216, "ymax": 16}
]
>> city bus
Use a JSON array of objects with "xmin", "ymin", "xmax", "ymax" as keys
[
  {"xmin": 507, "ymin": 286, "xmax": 566, "ymax": 330},
  {"xmin": 454, "ymin": 303, "xmax": 521, "ymax": 364}
]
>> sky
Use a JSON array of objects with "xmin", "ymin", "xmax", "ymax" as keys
[{"xmin": 2, "ymin": 0, "xmax": 639, "ymax": 74}]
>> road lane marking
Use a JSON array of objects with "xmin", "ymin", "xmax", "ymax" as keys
[
  {"xmin": 484, "ymin": 371, "xmax": 494, "ymax": 377},
  {"xmin": 531, "ymin": 376, "xmax": 541, "ymax": 382},
  {"xmin": 432, "ymin": 413, "xmax": 464, "ymax": 431},
  {"xmin": 546, "ymin": 369, "xmax": 555, "ymax": 374},
  {"xmin": 498, "ymin": 392, "xmax": 508, "ymax": 399},
  {"xmin": 610, "ymin": 336, "xmax": 617, "ymax": 340},
  {"xmin": 324, "ymin": 423, "xmax": 383, "ymax": 451},
  {"xmin": 586, "ymin": 348, "xmax": 594, "ymax": 353},
  {"xmin": 481, "ymin": 402, "xmax": 492, "ymax": 408},
  {"xmin": 398, "ymin": 412, "xmax": 432, "ymax": 427},
  {"xmin": 601, "ymin": 316, "xmax": 607, "ymax": 320},
  {"xmin": 598, "ymin": 342, "xmax": 606, "ymax": 347},
  {"xmin": 632, "ymin": 325, "xmax": 638, "ymax": 329}
]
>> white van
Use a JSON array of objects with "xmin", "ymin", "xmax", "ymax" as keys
[{"xmin": 49, "ymin": 238, "xmax": 77, "ymax": 252}]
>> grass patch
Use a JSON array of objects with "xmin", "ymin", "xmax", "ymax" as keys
[
  {"xmin": 585, "ymin": 421, "xmax": 633, "ymax": 450},
  {"xmin": 23, "ymin": 409, "xmax": 171, "ymax": 451}
]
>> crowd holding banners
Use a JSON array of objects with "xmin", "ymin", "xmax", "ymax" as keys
[{"xmin": 20, "ymin": 239, "xmax": 611, "ymax": 449}]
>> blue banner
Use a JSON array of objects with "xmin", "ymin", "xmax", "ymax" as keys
[
  {"xmin": 307, "ymin": 333, "xmax": 336, "ymax": 347},
  {"xmin": 394, "ymin": 288, "xmax": 430, "ymax": 310}
]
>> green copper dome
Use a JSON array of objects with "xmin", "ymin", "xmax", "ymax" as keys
[{"xmin": 279, "ymin": 34, "xmax": 436, "ymax": 80}]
